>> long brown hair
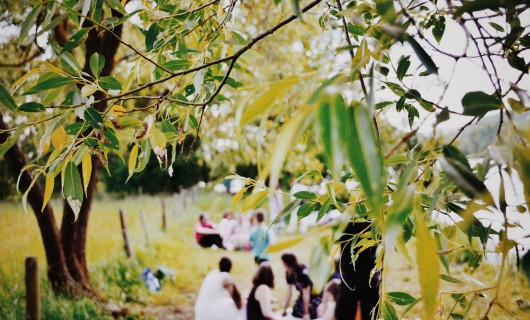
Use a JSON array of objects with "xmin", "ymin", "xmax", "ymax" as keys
[{"xmin": 252, "ymin": 262, "xmax": 275, "ymax": 289}]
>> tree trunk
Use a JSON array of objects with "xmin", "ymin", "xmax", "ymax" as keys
[
  {"xmin": 0, "ymin": 115, "xmax": 79, "ymax": 296},
  {"xmin": 59, "ymin": 10, "xmax": 124, "ymax": 293}
]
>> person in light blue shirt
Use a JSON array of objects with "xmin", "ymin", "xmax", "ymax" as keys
[{"xmin": 249, "ymin": 209, "xmax": 276, "ymax": 264}]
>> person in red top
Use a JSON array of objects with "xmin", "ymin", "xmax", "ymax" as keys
[{"xmin": 195, "ymin": 213, "xmax": 224, "ymax": 249}]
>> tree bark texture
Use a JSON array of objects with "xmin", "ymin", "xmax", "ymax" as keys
[
  {"xmin": 0, "ymin": 116, "xmax": 79, "ymax": 295},
  {"xmin": 60, "ymin": 9, "xmax": 124, "ymax": 294}
]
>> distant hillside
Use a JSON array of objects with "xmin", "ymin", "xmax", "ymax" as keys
[{"xmin": 452, "ymin": 112, "xmax": 529, "ymax": 155}]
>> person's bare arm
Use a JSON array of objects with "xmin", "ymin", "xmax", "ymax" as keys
[
  {"xmin": 302, "ymin": 286, "xmax": 311, "ymax": 320},
  {"xmin": 255, "ymin": 285, "xmax": 278, "ymax": 320},
  {"xmin": 222, "ymin": 277, "xmax": 242, "ymax": 309},
  {"xmin": 282, "ymin": 284, "xmax": 293, "ymax": 316}
]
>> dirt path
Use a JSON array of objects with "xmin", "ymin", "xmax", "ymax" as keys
[{"xmin": 127, "ymin": 304, "xmax": 194, "ymax": 320}]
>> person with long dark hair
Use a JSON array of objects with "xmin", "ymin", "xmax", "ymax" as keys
[
  {"xmin": 281, "ymin": 253, "xmax": 322, "ymax": 319},
  {"xmin": 247, "ymin": 262, "xmax": 280, "ymax": 320}
]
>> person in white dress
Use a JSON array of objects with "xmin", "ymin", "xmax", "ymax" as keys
[{"xmin": 195, "ymin": 257, "xmax": 244, "ymax": 320}]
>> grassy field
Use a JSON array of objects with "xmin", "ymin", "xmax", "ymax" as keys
[{"xmin": 0, "ymin": 191, "xmax": 529, "ymax": 319}]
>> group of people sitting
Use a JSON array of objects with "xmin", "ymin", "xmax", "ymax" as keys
[
  {"xmin": 194, "ymin": 220, "xmax": 379, "ymax": 320},
  {"xmin": 194, "ymin": 209, "xmax": 276, "ymax": 263}
]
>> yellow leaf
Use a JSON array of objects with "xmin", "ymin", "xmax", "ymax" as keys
[
  {"xmin": 232, "ymin": 187, "xmax": 248, "ymax": 207},
  {"xmin": 42, "ymin": 172, "xmax": 55, "ymax": 212},
  {"xmin": 110, "ymin": 105, "xmax": 127, "ymax": 116},
  {"xmin": 352, "ymin": 39, "xmax": 371, "ymax": 70},
  {"xmin": 128, "ymin": 144, "xmax": 139, "ymax": 180},
  {"xmin": 241, "ymin": 190, "xmax": 268, "ymax": 213},
  {"xmin": 51, "ymin": 126, "xmax": 67, "ymax": 149},
  {"xmin": 82, "ymin": 151, "xmax": 92, "ymax": 195},
  {"xmin": 81, "ymin": 84, "xmax": 98, "ymax": 97},
  {"xmin": 149, "ymin": 126, "xmax": 167, "ymax": 148},
  {"xmin": 415, "ymin": 213, "xmax": 440, "ymax": 320},
  {"xmin": 42, "ymin": 61, "xmax": 66, "ymax": 75},
  {"xmin": 12, "ymin": 67, "xmax": 40, "ymax": 90},
  {"xmin": 41, "ymin": 141, "xmax": 50, "ymax": 155},
  {"xmin": 240, "ymin": 76, "xmax": 301, "ymax": 125},
  {"xmin": 260, "ymin": 106, "xmax": 313, "ymax": 190},
  {"xmin": 267, "ymin": 235, "xmax": 305, "ymax": 253}
]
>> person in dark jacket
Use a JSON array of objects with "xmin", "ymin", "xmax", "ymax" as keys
[{"xmin": 335, "ymin": 220, "xmax": 380, "ymax": 320}]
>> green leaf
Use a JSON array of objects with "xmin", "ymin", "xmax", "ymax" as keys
[
  {"xmin": 162, "ymin": 60, "xmax": 191, "ymax": 72},
  {"xmin": 348, "ymin": 23, "xmax": 365, "ymax": 36},
  {"xmin": 63, "ymin": 161, "xmax": 84, "ymax": 219},
  {"xmin": 397, "ymin": 55, "xmax": 410, "ymax": 80},
  {"xmin": 102, "ymin": 128, "xmax": 119, "ymax": 150},
  {"xmin": 84, "ymin": 108, "xmax": 104, "ymax": 129},
  {"xmin": 461, "ymin": 91, "xmax": 503, "ymax": 117},
  {"xmin": 145, "ymin": 23, "xmax": 161, "ymax": 51},
  {"xmin": 432, "ymin": 16, "xmax": 446, "ymax": 43},
  {"xmin": 271, "ymin": 199, "xmax": 302, "ymax": 226},
  {"xmin": 381, "ymin": 300, "xmax": 399, "ymax": 320},
  {"xmin": 60, "ymin": 52, "xmax": 82, "ymax": 74},
  {"xmin": 18, "ymin": 102, "xmax": 45, "ymax": 112},
  {"xmin": 443, "ymin": 145, "xmax": 471, "ymax": 170},
  {"xmin": 99, "ymin": 76, "xmax": 122, "ymax": 91},
  {"xmin": 19, "ymin": 5, "xmax": 42, "ymax": 44},
  {"xmin": 436, "ymin": 107, "xmax": 450, "ymax": 124},
  {"xmin": 316, "ymin": 198, "xmax": 331, "ymax": 222},
  {"xmin": 90, "ymin": 53, "xmax": 105, "ymax": 78},
  {"xmin": 384, "ymin": 82, "xmax": 406, "ymax": 96},
  {"xmin": 229, "ymin": 31, "xmax": 247, "ymax": 45},
  {"xmin": 24, "ymin": 77, "xmax": 75, "ymax": 95},
  {"xmin": 406, "ymin": 36, "xmax": 438, "ymax": 75},
  {"xmin": 0, "ymin": 85, "xmax": 18, "ymax": 112},
  {"xmin": 134, "ymin": 139, "xmax": 151, "ymax": 173},
  {"xmin": 440, "ymin": 157, "xmax": 494, "ymax": 205},
  {"xmin": 93, "ymin": 0, "xmax": 104, "ymax": 23},
  {"xmin": 344, "ymin": 103, "xmax": 386, "ymax": 213},
  {"xmin": 241, "ymin": 190, "xmax": 268, "ymax": 212},
  {"xmin": 440, "ymin": 274, "xmax": 463, "ymax": 284},
  {"xmin": 213, "ymin": 76, "xmax": 243, "ymax": 88},
  {"xmin": 62, "ymin": 28, "xmax": 88, "ymax": 52},
  {"xmin": 415, "ymin": 214, "xmax": 440, "ymax": 320},
  {"xmin": 317, "ymin": 93, "xmax": 347, "ymax": 180},
  {"xmin": 489, "ymin": 22, "xmax": 504, "ymax": 32},
  {"xmin": 64, "ymin": 122, "xmax": 85, "ymax": 135},
  {"xmin": 386, "ymin": 292, "xmax": 417, "ymax": 306},
  {"xmin": 291, "ymin": 0, "xmax": 303, "ymax": 20},
  {"xmin": 375, "ymin": 0, "xmax": 397, "ymax": 23},
  {"xmin": 297, "ymin": 202, "xmax": 318, "ymax": 218},
  {"xmin": 293, "ymin": 191, "xmax": 317, "ymax": 200}
]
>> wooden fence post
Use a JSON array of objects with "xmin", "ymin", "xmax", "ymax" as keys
[
  {"xmin": 140, "ymin": 210, "xmax": 150, "ymax": 246},
  {"xmin": 161, "ymin": 199, "xmax": 167, "ymax": 231},
  {"xmin": 119, "ymin": 209, "xmax": 135, "ymax": 259},
  {"xmin": 25, "ymin": 257, "xmax": 40, "ymax": 320}
]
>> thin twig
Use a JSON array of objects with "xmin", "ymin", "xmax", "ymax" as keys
[
  {"xmin": 153, "ymin": 0, "xmax": 220, "ymax": 21},
  {"xmin": 384, "ymin": 129, "xmax": 418, "ymax": 159}
]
